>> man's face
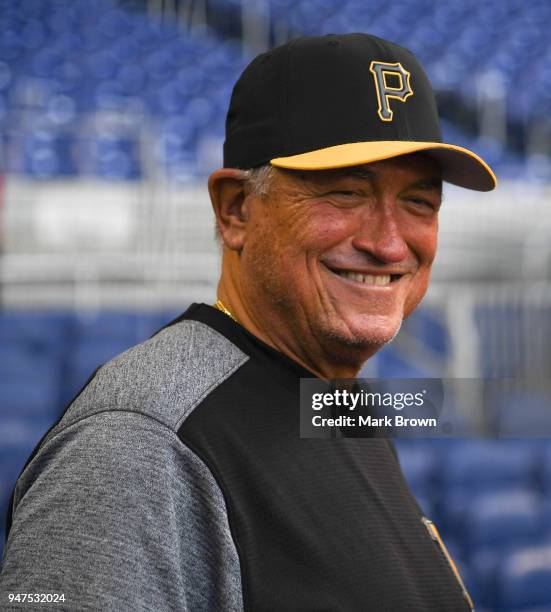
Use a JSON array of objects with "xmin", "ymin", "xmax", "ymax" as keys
[{"xmin": 239, "ymin": 154, "xmax": 442, "ymax": 355}]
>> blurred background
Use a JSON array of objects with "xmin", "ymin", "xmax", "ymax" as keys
[{"xmin": 0, "ymin": 0, "xmax": 550, "ymax": 609}]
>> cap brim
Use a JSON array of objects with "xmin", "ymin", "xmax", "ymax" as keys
[{"xmin": 270, "ymin": 141, "xmax": 496, "ymax": 191}]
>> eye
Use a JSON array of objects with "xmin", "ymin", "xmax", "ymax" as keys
[
  {"xmin": 409, "ymin": 197, "xmax": 432, "ymax": 207},
  {"xmin": 405, "ymin": 196, "xmax": 440, "ymax": 213},
  {"xmin": 328, "ymin": 190, "xmax": 359, "ymax": 197},
  {"xmin": 321, "ymin": 191, "xmax": 364, "ymax": 208},
  {"xmin": 324, "ymin": 190, "xmax": 365, "ymax": 202}
]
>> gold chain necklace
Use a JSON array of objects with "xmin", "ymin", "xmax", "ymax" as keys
[{"xmin": 213, "ymin": 299, "xmax": 238, "ymax": 323}]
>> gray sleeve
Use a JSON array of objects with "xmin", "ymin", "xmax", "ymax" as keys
[{"xmin": 0, "ymin": 411, "xmax": 244, "ymax": 612}]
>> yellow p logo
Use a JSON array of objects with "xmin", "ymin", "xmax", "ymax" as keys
[{"xmin": 369, "ymin": 61, "xmax": 413, "ymax": 122}]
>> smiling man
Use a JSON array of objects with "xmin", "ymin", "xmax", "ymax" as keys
[{"xmin": 1, "ymin": 34, "xmax": 494, "ymax": 611}]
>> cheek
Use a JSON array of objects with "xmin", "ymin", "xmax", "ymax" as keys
[
  {"xmin": 242, "ymin": 200, "xmax": 354, "ymax": 292},
  {"xmin": 274, "ymin": 206, "xmax": 353, "ymax": 263},
  {"xmin": 240, "ymin": 208, "xmax": 307, "ymax": 297},
  {"xmin": 300, "ymin": 208, "xmax": 355, "ymax": 252},
  {"xmin": 403, "ymin": 225, "xmax": 438, "ymax": 313},
  {"xmin": 402, "ymin": 269, "xmax": 431, "ymax": 319},
  {"xmin": 408, "ymin": 219, "xmax": 438, "ymax": 266}
]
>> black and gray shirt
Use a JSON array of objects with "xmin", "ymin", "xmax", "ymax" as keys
[{"xmin": 0, "ymin": 303, "xmax": 470, "ymax": 611}]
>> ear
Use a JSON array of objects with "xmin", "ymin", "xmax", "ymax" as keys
[{"xmin": 208, "ymin": 168, "xmax": 251, "ymax": 252}]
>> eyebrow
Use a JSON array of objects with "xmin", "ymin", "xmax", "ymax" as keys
[
  {"xmin": 406, "ymin": 177, "xmax": 443, "ymax": 194},
  {"xmin": 291, "ymin": 165, "xmax": 443, "ymax": 197},
  {"xmin": 319, "ymin": 168, "xmax": 443, "ymax": 194},
  {"xmin": 337, "ymin": 166, "xmax": 376, "ymax": 180},
  {"xmin": 291, "ymin": 165, "xmax": 375, "ymax": 183},
  {"xmin": 340, "ymin": 167, "xmax": 442, "ymax": 190}
]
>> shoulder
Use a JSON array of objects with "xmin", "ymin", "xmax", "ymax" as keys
[
  {"xmin": 10, "ymin": 317, "xmax": 250, "ymax": 520},
  {"xmin": 3, "ymin": 319, "xmax": 246, "ymax": 610},
  {"xmin": 56, "ymin": 318, "xmax": 250, "ymax": 436}
]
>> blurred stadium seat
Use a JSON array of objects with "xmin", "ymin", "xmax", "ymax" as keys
[
  {"xmin": 498, "ymin": 545, "xmax": 551, "ymax": 609},
  {"xmin": 465, "ymin": 489, "xmax": 545, "ymax": 553},
  {"xmin": 0, "ymin": 0, "xmax": 547, "ymax": 180},
  {"xmin": 441, "ymin": 440, "xmax": 538, "ymax": 493}
]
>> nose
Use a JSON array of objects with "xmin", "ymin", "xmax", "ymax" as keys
[{"xmin": 350, "ymin": 201, "xmax": 410, "ymax": 264}]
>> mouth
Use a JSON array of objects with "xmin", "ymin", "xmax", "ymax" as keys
[{"xmin": 323, "ymin": 265, "xmax": 405, "ymax": 288}]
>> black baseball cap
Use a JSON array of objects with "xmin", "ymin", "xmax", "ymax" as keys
[{"xmin": 223, "ymin": 33, "xmax": 496, "ymax": 191}]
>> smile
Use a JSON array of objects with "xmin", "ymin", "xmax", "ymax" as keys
[
  {"xmin": 324, "ymin": 265, "xmax": 404, "ymax": 288},
  {"xmin": 334, "ymin": 271, "xmax": 393, "ymax": 286}
]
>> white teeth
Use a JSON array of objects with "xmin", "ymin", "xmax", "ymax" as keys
[
  {"xmin": 375, "ymin": 275, "xmax": 389, "ymax": 286},
  {"xmin": 336, "ymin": 271, "xmax": 392, "ymax": 286}
]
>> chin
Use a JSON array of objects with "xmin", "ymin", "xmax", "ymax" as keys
[{"xmin": 322, "ymin": 312, "xmax": 403, "ymax": 349}]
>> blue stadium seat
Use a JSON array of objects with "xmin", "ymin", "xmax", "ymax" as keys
[
  {"xmin": 493, "ymin": 390, "xmax": 551, "ymax": 437},
  {"xmin": 85, "ymin": 134, "xmax": 141, "ymax": 179},
  {"xmin": 465, "ymin": 489, "xmax": 545, "ymax": 553},
  {"xmin": 437, "ymin": 441, "xmax": 539, "ymax": 540},
  {"xmin": 498, "ymin": 545, "xmax": 551, "ymax": 609},
  {"xmin": 375, "ymin": 346, "xmax": 434, "ymax": 378},
  {"xmin": 0, "ymin": 324, "xmax": 63, "ymax": 418},
  {"xmin": 144, "ymin": 48, "xmax": 180, "ymax": 83},
  {"xmin": 441, "ymin": 440, "xmax": 537, "ymax": 492},
  {"xmin": 0, "ymin": 377, "xmax": 59, "ymax": 419},
  {"xmin": 73, "ymin": 310, "xmax": 159, "ymax": 343},
  {"xmin": 540, "ymin": 443, "xmax": 551, "ymax": 495},
  {"xmin": 5, "ymin": 0, "xmax": 544, "ymax": 181},
  {"xmin": 0, "ymin": 310, "xmax": 68, "ymax": 354},
  {"xmin": 394, "ymin": 441, "xmax": 438, "ymax": 496},
  {"xmin": 116, "ymin": 63, "xmax": 146, "ymax": 95},
  {"xmin": 468, "ymin": 547, "xmax": 501, "ymax": 609},
  {"xmin": 158, "ymin": 307, "xmax": 187, "ymax": 330}
]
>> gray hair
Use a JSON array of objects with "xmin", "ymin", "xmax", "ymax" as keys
[{"xmin": 240, "ymin": 164, "xmax": 276, "ymax": 197}]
